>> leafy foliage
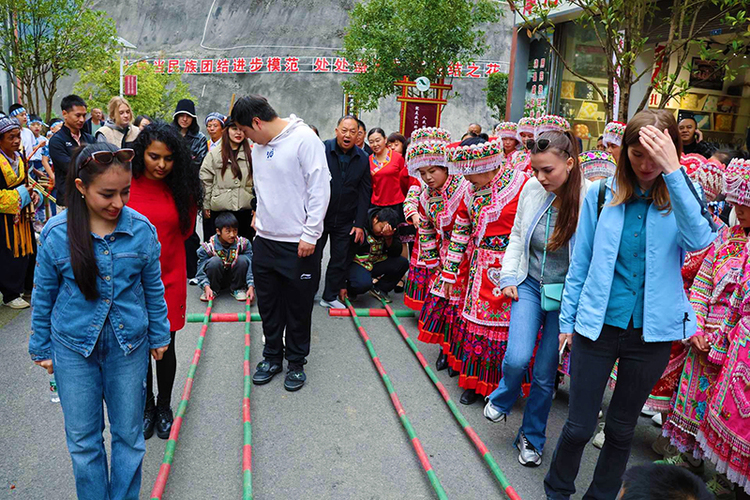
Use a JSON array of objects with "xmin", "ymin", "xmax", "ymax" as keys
[
  {"xmin": 74, "ymin": 59, "xmax": 194, "ymax": 120},
  {"xmin": 0, "ymin": 0, "xmax": 117, "ymax": 121},
  {"xmin": 484, "ymin": 72, "xmax": 508, "ymax": 121},
  {"xmin": 340, "ymin": 0, "xmax": 502, "ymax": 110}
]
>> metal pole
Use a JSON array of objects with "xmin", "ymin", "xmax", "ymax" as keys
[{"xmin": 119, "ymin": 47, "xmax": 124, "ymax": 97}]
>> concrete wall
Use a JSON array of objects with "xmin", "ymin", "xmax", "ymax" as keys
[{"xmin": 56, "ymin": 0, "xmax": 513, "ymax": 140}]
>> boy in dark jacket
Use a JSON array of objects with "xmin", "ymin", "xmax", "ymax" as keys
[
  {"xmin": 196, "ymin": 213, "xmax": 254, "ymax": 302},
  {"xmin": 346, "ymin": 207, "xmax": 409, "ymax": 303}
]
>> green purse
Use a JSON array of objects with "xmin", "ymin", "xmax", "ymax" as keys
[{"xmin": 540, "ymin": 208, "xmax": 564, "ymax": 312}]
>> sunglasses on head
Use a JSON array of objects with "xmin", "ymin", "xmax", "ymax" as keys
[
  {"xmin": 526, "ymin": 137, "xmax": 571, "ymax": 158},
  {"xmin": 79, "ymin": 148, "xmax": 135, "ymax": 173}
]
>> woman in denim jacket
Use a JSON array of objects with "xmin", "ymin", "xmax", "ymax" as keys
[
  {"xmin": 29, "ymin": 142, "xmax": 170, "ymax": 500},
  {"xmin": 544, "ymin": 110, "xmax": 717, "ymax": 499}
]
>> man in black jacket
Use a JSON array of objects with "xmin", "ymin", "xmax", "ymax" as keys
[
  {"xmin": 48, "ymin": 95, "xmax": 95, "ymax": 207},
  {"xmin": 318, "ymin": 115, "xmax": 371, "ymax": 309}
]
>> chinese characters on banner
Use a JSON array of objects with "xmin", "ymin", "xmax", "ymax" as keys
[
  {"xmin": 144, "ymin": 56, "xmax": 508, "ymax": 79},
  {"xmin": 524, "ymin": 34, "xmax": 553, "ymax": 118},
  {"xmin": 403, "ymin": 102, "xmax": 439, "ymax": 138}
]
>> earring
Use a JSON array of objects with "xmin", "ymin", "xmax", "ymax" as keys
[{"xmin": 81, "ymin": 194, "xmax": 84, "ymax": 199}]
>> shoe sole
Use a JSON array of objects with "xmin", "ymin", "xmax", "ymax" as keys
[
  {"xmin": 284, "ymin": 382, "xmax": 305, "ymax": 392},
  {"xmin": 252, "ymin": 370, "xmax": 282, "ymax": 385},
  {"xmin": 516, "ymin": 443, "xmax": 542, "ymax": 467},
  {"xmin": 156, "ymin": 428, "xmax": 171, "ymax": 440},
  {"xmin": 484, "ymin": 412, "xmax": 505, "ymax": 423}
]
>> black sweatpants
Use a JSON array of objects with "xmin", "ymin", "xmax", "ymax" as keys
[
  {"xmin": 185, "ymin": 232, "xmax": 200, "ymax": 279},
  {"xmin": 146, "ymin": 331, "xmax": 177, "ymax": 410},
  {"xmin": 348, "ymin": 256, "xmax": 409, "ymax": 296},
  {"xmin": 204, "ymin": 254, "xmax": 250, "ymax": 292},
  {"xmin": 253, "ymin": 236, "xmax": 321, "ymax": 370},
  {"xmin": 319, "ymin": 224, "xmax": 353, "ymax": 302}
]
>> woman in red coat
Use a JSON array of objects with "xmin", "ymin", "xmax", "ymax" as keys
[{"xmin": 128, "ymin": 122, "xmax": 202, "ymax": 440}]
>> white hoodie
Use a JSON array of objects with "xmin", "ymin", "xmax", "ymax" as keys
[{"xmin": 251, "ymin": 115, "xmax": 331, "ymax": 244}]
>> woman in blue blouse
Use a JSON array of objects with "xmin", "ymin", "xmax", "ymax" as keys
[{"xmin": 544, "ymin": 110, "xmax": 716, "ymax": 499}]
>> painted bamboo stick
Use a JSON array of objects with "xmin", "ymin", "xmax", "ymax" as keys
[{"xmin": 242, "ymin": 298, "xmax": 253, "ymax": 499}]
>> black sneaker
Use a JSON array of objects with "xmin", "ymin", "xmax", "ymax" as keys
[
  {"xmin": 143, "ymin": 402, "xmax": 157, "ymax": 440},
  {"xmin": 252, "ymin": 360, "xmax": 283, "ymax": 385},
  {"xmin": 156, "ymin": 407, "xmax": 173, "ymax": 440},
  {"xmin": 368, "ymin": 287, "xmax": 392, "ymax": 303},
  {"xmin": 284, "ymin": 369, "xmax": 306, "ymax": 392}
]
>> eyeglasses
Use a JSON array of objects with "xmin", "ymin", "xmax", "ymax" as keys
[
  {"xmin": 526, "ymin": 138, "xmax": 571, "ymax": 158},
  {"xmin": 79, "ymin": 148, "xmax": 135, "ymax": 173}
]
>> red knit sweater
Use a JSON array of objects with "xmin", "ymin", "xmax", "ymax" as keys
[
  {"xmin": 128, "ymin": 175, "xmax": 195, "ymax": 332},
  {"xmin": 370, "ymin": 150, "xmax": 411, "ymax": 206}
]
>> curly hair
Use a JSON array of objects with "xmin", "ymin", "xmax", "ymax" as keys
[{"xmin": 131, "ymin": 121, "xmax": 203, "ymax": 234}]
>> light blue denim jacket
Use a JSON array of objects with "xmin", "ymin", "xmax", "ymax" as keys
[
  {"xmin": 560, "ymin": 170, "xmax": 717, "ymax": 342},
  {"xmin": 29, "ymin": 207, "xmax": 171, "ymax": 361}
]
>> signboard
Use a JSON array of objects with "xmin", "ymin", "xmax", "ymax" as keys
[{"xmin": 123, "ymin": 75, "xmax": 137, "ymax": 96}]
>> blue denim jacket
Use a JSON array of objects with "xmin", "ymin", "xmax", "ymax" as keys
[
  {"xmin": 560, "ymin": 170, "xmax": 717, "ymax": 343},
  {"xmin": 29, "ymin": 207, "xmax": 171, "ymax": 361}
]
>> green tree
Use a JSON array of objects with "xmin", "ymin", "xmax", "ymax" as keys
[
  {"xmin": 340, "ymin": 0, "xmax": 502, "ymax": 111},
  {"xmin": 510, "ymin": 0, "xmax": 750, "ymax": 121},
  {"xmin": 484, "ymin": 72, "xmax": 509, "ymax": 121},
  {"xmin": 0, "ymin": 0, "xmax": 116, "ymax": 121},
  {"xmin": 74, "ymin": 59, "xmax": 194, "ymax": 121}
]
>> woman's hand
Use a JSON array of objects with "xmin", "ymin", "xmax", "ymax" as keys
[
  {"xmin": 638, "ymin": 125, "xmax": 680, "ymax": 175},
  {"xmin": 34, "ymin": 359, "xmax": 54, "ymax": 374},
  {"xmin": 690, "ymin": 333, "xmax": 709, "ymax": 352},
  {"xmin": 150, "ymin": 346, "xmax": 169, "ymax": 361},
  {"xmin": 502, "ymin": 286, "xmax": 518, "ymax": 301},
  {"xmin": 559, "ymin": 333, "xmax": 573, "ymax": 352}
]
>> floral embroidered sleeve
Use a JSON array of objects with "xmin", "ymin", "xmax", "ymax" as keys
[
  {"xmin": 403, "ymin": 183, "xmax": 421, "ymax": 223},
  {"xmin": 720, "ymin": 253, "xmax": 749, "ymax": 349},
  {"xmin": 441, "ymin": 199, "xmax": 471, "ymax": 283},
  {"xmin": 688, "ymin": 242, "xmax": 716, "ymax": 337},
  {"xmin": 417, "ymin": 202, "xmax": 439, "ymax": 268}
]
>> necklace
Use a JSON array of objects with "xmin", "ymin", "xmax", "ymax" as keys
[{"xmin": 371, "ymin": 150, "xmax": 391, "ymax": 174}]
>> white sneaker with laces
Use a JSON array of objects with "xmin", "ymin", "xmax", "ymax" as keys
[
  {"xmin": 319, "ymin": 299, "xmax": 346, "ymax": 309},
  {"xmin": 5, "ymin": 297, "xmax": 30, "ymax": 309},
  {"xmin": 516, "ymin": 431, "xmax": 542, "ymax": 467},
  {"xmin": 232, "ymin": 290, "xmax": 247, "ymax": 301},
  {"xmin": 483, "ymin": 399, "xmax": 506, "ymax": 423}
]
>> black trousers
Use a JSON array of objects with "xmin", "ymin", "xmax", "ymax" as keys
[
  {"xmin": 146, "ymin": 331, "xmax": 177, "ymax": 410},
  {"xmin": 544, "ymin": 323, "xmax": 672, "ymax": 500},
  {"xmin": 347, "ymin": 256, "xmax": 409, "ymax": 296},
  {"xmin": 319, "ymin": 224, "xmax": 353, "ymax": 302},
  {"xmin": 205, "ymin": 254, "xmax": 250, "ymax": 292},
  {"xmin": 253, "ymin": 236, "xmax": 321, "ymax": 369},
  {"xmin": 0, "ymin": 227, "xmax": 32, "ymax": 303},
  {"xmin": 185, "ymin": 232, "xmax": 200, "ymax": 279}
]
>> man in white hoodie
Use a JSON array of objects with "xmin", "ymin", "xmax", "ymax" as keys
[{"xmin": 232, "ymin": 95, "xmax": 331, "ymax": 392}]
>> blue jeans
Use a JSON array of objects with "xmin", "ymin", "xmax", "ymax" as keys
[
  {"xmin": 52, "ymin": 321, "xmax": 149, "ymax": 500},
  {"xmin": 487, "ymin": 276, "xmax": 560, "ymax": 452}
]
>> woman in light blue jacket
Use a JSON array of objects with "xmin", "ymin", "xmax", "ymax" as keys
[{"xmin": 544, "ymin": 110, "xmax": 717, "ymax": 499}]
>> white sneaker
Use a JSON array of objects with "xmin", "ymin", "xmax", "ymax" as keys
[
  {"xmin": 188, "ymin": 278, "xmax": 199, "ymax": 286},
  {"xmin": 5, "ymin": 297, "xmax": 30, "ymax": 309},
  {"xmin": 652, "ymin": 413, "xmax": 663, "ymax": 427},
  {"xmin": 516, "ymin": 431, "xmax": 542, "ymax": 467},
  {"xmin": 641, "ymin": 404, "xmax": 658, "ymax": 417},
  {"xmin": 232, "ymin": 290, "xmax": 247, "ymax": 301},
  {"xmin": 483, "ymin": 399, "xmax": 506, "ymax": 423},
  {"xmin": 592, "ymin": 422, "xmax": 606, "ymax": 449},
  {"xmin": 319, "ymin": 299, "xmax": 345, "ymax": 309}
]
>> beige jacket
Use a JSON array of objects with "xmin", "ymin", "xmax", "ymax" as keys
[
  {"xmin": 96, "ymin": 122, "xmax": 140, "ymax": 147},
  {"xmin": 200, "ymin": 144, "xmax": 254, "ymax": 211}
]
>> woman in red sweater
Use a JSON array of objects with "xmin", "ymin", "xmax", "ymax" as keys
[
  {"xmin": 128, "ymin": 122, "xmax": 202, "ymax": 440},
  {"xmin": 368, "ymin": 128, "xmax": 411, "ymax": 211}
]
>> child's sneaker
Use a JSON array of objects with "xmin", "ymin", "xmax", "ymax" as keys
[
  {"xmin": 705, "ymin": 472, "xmax": 735, "ymax": 500},
  {"xmin": 232, "ymin": 290, "xmax": 247, "ymax": 301},
  {"xmin": 654, "ymin": 453, "xmax": 704, "ymax": 476}
]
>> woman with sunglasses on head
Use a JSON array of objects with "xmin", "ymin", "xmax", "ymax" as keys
[
  {"xmin": 128, "ymin": 122, "xmax": 202, "ymax": 440},
  {"xmin": 544, "ymin": 109, "xmax": 717, "ymax": 499},
  {"xmin": 29, "ymin": 142, "xmax": 171, "ymax": 500},
  {"xmin": 483, "ymin": 130, "xmax": 589, "ymax": 468}
]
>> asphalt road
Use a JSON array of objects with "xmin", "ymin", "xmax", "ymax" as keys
[{"xmin": 0, "ymin": 255, "xmax": 665, "ymax": 499}]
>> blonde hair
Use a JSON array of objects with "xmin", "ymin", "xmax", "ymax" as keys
[
  {"xmin": 611, "ymin": 109, "xmax": 681, "ymax": 211},
  {"xmin": 107, "ymin": 96, "xmax": 133, "ymax": 121}
]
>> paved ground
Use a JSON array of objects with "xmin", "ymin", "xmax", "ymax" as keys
[{"xmin": 0, "ymin": 255, "xmax": 666, "ymax": 499}]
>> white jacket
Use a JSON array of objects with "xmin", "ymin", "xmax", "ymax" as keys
[{"xmin": 498, "ymin": 176, "xmax": 591, "ymax": 289}]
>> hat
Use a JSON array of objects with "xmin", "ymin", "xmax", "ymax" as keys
[
  {"xmin": 680, "ymin": 153, "xmax": 707, "ymax": 176},
  {"xmin": 494, "ymin": 122, "xmax": 518, "ymax": 140},
  {"xmin": 445, "ymin": 139, "xmax": 504, "ymax": 176},
  {"xmin": 406, "ymin": 141, "xmax": 449, "ymax": 177},
  {"xmin": 8, "ymin": 104, "xmax": 26, "ymax": 117},
  {"xmin": 579, "ymin": 150, "xmax": 617, "ymax": 180},
  {"xmin": 410, "ymin": 127, "xmax": 451, "ymax": 145},
  {"xmin": 724, "ymin": 157, "xmax": 750, "ymax": 206},
  {"xmin": 173, "ymin": 99, "xmax": 197, "ymax": 118},
  {"xmin": 602, "ymin": 121, "xmax": 626, "ymax": 147},
  {"xmin": 691, "ymin": 158, "xmax": 725, "ymax": 202},
  {"xmin": 536, "ymin": 115, "xmax": 570, "ymax": 134},
  {"xmin": 0, "ymin": 117, "xmax": 20, "ymax": 135},
  {"xmin": 517, "ymin": 117, "xmax": 537, "ymax": 142},
  {"xmin": 205, "ymin": 112, "xmax": 226, "ymax": 127},
  {"xmin": 29, "ymin": 115, "xmax": 46, "ymax": 127}
]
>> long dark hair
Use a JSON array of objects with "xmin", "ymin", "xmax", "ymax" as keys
[
  {"xmin": 66, "ymin": 143, "xmax": 132, "ymax": 300},
  {"xmin": 132, "ymin": 121, "xmax": 204, "ymax": 234},
  {"xmin": 530, "ymin": 130, "xmax": 582, "ymax": 251},
  {"xmin": 220, "ymin": 122, "xmax": 252, "ymax": 181}
]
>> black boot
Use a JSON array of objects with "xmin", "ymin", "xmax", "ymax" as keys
[
  {"xmin": 460, "ymin": 388, "xmax": 480, "ymax": 405},
  {"xmin": 143, "ymin": 399, "xmax": 157, "ymax": 439},
  {"xmin": 448, "ymin": 367, "xmax": 459, "ymax": 378},
  {"xmin": 156, "ymin": 406, "xmax": 173, "ymax": 440},
  {"xmin": 435, "ymin": 352, "xmax": 449, "ymax": 371}
]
